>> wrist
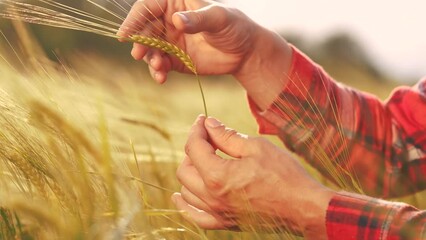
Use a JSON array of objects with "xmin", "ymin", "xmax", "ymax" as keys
[
  {"xmin": 301, "ymin": 187, "xmax": 335, "ymax": 240},
  {"xmin": 233, "ymin": 27, "xmax": 293, "ymax": 110}
]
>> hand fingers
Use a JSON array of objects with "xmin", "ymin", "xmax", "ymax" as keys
[
  {"xmin": 185, "ymin": 115, "xmax": 227, "ymax": 177},
  {"xmin": 176, "ymin": 156, "xmax": 215, "ymax": 205},
  {"xmin": 171, "ymin": 193, "xmax": 226, "ymax": 230},
  {"xmin": 135, "ymin": 46, "xmax": 172, "ymax": 83},
  {"xmin": 181, "ymin": 186, "xmax": 212, "ymax": 212},
  {"xmin": 130, "ymin": 19, "xmax": 165, "ymax": 60},
  {"xmin": 131, "ymin": 43, "xmax": 148, "ymax": 60},
  {"xmin": 204, "ymin": 117, "xmax": 249, "ymax": 158},
  {"xmin": 118, "ymin": 0, "xmax": 167, "ymax": 38},
  {"xmin": 172, "ymin": 5, "xmax": 231, "ymax": 34},
  {"xmin": 145, "ymin": 50, "xmax": 172, "ymax": 84},
  {"xmin": 176, "ymin": 156, "xmax": 201, "ymax": 184}
]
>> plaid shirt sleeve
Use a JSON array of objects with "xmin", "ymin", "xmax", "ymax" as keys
[
  {"xmin": 327, "ymin": 192, "xmax": 426, "ymax": 239},
  {"xmin": 247, "ymin": 46, "xmax": 426, "ymax": 239}
]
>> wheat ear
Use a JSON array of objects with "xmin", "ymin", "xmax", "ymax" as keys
[
  {"xmin": 129, "ymin": 35, "xmax": 196, "ymax": 74},
  {"xmin": 129, "ymin": 35, "xmax": 208, "ymax": 116}
]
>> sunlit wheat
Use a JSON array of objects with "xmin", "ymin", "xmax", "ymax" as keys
[{"xmin": 0, "ymin": 0, "xmax": 383, "ymax": 239}]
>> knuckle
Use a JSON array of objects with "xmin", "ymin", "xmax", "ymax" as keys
[
  {"xmin": 218, "ymin": 6, "xmax": 233, "ymax": 25},
  {"xmin": 175, "ymin": 156, "xmax": 190, "ymax": 184},
  {"xmin": 175, "ymin": 165, "xmax": 184, "ymax": 183},
  {"xmin": 220, "ymin": 128, "xmax": 238, "ymax": 144},
  {"xmin": 184, "ymin": 141, "xmax": 192, "ymax": 156},
  {"xmin": 205, "ymin": 5, "xmax": 229, "ymax": 26},
  {"xmin": 224, "ymin": 6, "xmax": 247, "ymax": 25},
  {"xmin": 210, "ymin": 5, "xmax": 227, "ymax": 16},
  {"xmin": 192, "ymin": 11, "xmax": 204, "ymax": 26},
  {"xmin": 204, "ymin": 171, "xmax": 224, "ymax": 192},
  {"xmin": 180, "ymin": 186, "xmax": 188, "ymax": 196},
  {"xmin": 208, "ymin": 200, "xmax": 225, "ymax": 212}
]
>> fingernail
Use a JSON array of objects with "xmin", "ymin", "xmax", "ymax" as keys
[
  {"xmin": 154, "ymin": 72, "xmax": 160, "ymax": 81},
  {"xmin": 177, "ymin": 13, "xmax": 190, "ymax": 25},
  {"xmin": 131, "ymin": 47, "xmax": 137, "ymax": 59},
  {"xmin": 205, "ymin": 117, "xmax": 222, "ymax": 128},
  {"xmin": 116, "ymin": 30, "xmax": 125, "ymax": 42},
  {"xmin": 171, "ymin": 194, "xmax": 176, "ymax": 204},
  {"xmin": 171, "ymin": 193, "xmax": 179, "ymax": 204}
]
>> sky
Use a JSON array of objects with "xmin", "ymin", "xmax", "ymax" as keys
[{"xmin": 223, "ymin": 0, "xmax": 426, "ymax": 81}]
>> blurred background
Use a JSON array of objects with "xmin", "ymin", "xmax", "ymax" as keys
[
  {"xmin": 225, "ymin": 0, "xmax": 426, "ymax": 82},
  {"xmin": 1, "ymin": 0, "xmax": 425, "ymax": 88}
]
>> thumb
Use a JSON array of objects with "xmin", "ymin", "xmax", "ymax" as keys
[
  {"xmin": 204, "ymin": 117, "xmax": 248, "ymax": 158},
  {"xmin": 172, "ymin": 5, "xmax": 229, "ymax": 34}
]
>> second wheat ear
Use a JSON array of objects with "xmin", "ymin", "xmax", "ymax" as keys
[{"xmin": 129, "ymin": 35, "xmax": 208, "ymax": 117}]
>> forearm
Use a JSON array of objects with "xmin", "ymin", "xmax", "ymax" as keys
[
  {"xmin": 246, "ymin": 45, "xmax": 379, "ymax": 192},
  {"xmin": 247, "ymin": 45, "xmax": 426, "ymax": 198}
]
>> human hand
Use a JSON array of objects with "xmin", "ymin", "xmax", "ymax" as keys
[
  {"xmin": 118, "ymin": 0, "xmax": 292, "ymax": 105},
  {"xmin": 119, "ymin": 0, "xmax": 260, "ymax": 83},
  {"xmin": 173, "ymin": 115, "xmax": 335, "ymax": 238}
]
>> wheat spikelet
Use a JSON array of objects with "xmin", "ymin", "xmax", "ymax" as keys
[
  {"xmin": 129, "ymin": 35, "xmax": 197, "ymax": 75},
  {"xmin": 7, "ymin": 152, "xmax": 48, "ymax": 199},
  {"xmin": 46, "ymin": 180, "xmax": 76, "ymax": 213}
]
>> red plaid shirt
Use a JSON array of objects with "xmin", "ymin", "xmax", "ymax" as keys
[{"xmin": 249, "ymin": 46, "xmax": 426, "ymax": 239}]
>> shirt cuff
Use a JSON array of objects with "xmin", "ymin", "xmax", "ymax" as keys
[
  {"xmin": 326, "ymin": 191, "xmax": 420, "ymax": 240},
  {"xmin": 247, "ymin": 45, "xmax": 317, "ymax": 135}
]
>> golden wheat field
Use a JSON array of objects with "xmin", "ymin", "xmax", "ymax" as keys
[
  {"xmin": 0, "ymin": 0, "xmax": 425, "ymax": 239},
  {"xmin": 0, "ymin": 27, "xmax": 305, "ymax": 240}
]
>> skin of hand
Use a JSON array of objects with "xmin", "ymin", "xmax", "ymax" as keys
[
  {"xmin": 174, "ymin": 115, "xmax": 335, "ymax": 239},
  {"xmin": 119, "ymin": 0, "xmax": 293, "ymax": 110}
]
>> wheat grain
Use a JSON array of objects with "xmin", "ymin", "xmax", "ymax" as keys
[
  {"xmin": 129, "ymin": 35, "xmax": 196, "ymax": 75},
  {"xmin": 7, "ymin": 152, "xmax": 48, "ymax": 199}
]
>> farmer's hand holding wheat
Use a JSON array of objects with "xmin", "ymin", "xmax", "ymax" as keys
[
  {"xmin": 121, "ymin": 1, "xmax": 426, "ymax": 239},
  {"xmin": 174, "ymin": 115, "xmax": 334, "ymax": 239},
  {"xmin": 119, "ymin": 0, "xmax": 293, "ymax": 110},
  {"xmin": 120, "ymin": 0, "xmax": 333, "ymax": 238}
]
